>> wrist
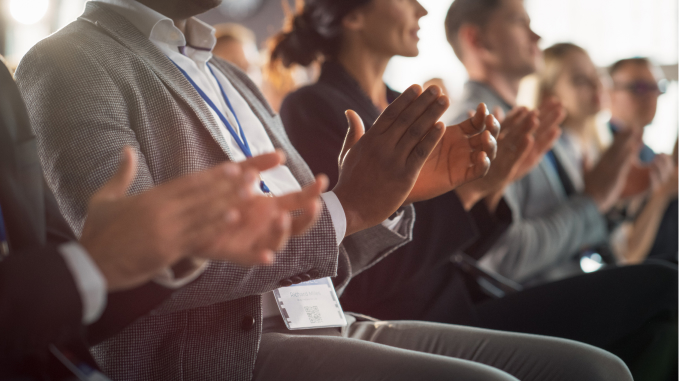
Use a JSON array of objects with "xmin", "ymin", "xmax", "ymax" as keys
[
  {"xmin": 455, "ymin": 184, "xmax": 485, "ymax": 211},
  {"xmin": 332, "ymin": 186, "xmax": 362, "ymax": 237}
]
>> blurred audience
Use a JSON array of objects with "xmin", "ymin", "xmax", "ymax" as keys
[
  {"xmin": 213, "ymin": 23, "xmax": 258, "ymax": 74},
  {"xmin": 537, "ymin": 44, "xmax": 678, "ymax": 265},
  {"xmin": 443, "ymin": 0, "xmax": 677, "ymax": 379}
]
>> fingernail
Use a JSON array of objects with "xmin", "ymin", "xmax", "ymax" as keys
[
  {"xmin": 437, "ymin": 96, "xmax": 447, "ymax": 105},
  {"xmin": 428, "ymin": 86, "xmax": 440, "ymax": 96}
]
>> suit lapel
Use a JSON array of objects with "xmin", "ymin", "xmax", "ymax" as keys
[{"xmin": 79, "ymin": 2, "xmax": 236, "ymax": 162}]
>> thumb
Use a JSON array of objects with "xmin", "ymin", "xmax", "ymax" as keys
[
  {"xmin": 96, "ymin": 146, "xmax": 138, "ymax": 201},
  {"xmin": 339, "ymin": 110, "xmax": 365, "ymax": 166}
]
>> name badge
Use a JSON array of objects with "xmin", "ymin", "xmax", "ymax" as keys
[{"xmin": 274, "ymin": 277, "xmax": 347, "ymax": 330}]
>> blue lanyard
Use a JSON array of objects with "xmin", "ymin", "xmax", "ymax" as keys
[
  {"xmin": 0, "ymin": 204, "xmax": 8, "ymax": 257},
  {"xmin": 170, "ymin": 60, "xmax": 271, "ymax": 194}
]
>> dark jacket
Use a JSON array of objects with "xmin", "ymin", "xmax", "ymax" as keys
[
  {"xmin": 280, "ymin": 61, "xmax": 512, "ymax": 325},
  {"xmin": 0, "ymin": 64, "xmax": 172, "ymax": 380}
]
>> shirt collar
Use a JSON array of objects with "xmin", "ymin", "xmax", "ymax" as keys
[{"xmin": 89, "ymin": 0, "xmax": 216, "ymax": 52}]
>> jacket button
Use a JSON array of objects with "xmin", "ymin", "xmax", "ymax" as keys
[
  {"xmin": 280, "ymin": 279, "xmax": 293, "ymax": 287},
  {"xmin": 290, "ymin": 276, "xmax": 302, "ymax": 284},
  {"xmin": 308, "ymin": 269, "xmax": 320, "ymax": 278},
  {"xmin": 241, "ymin": 316, "xmax": 255, "ymax": 331},
  {"xmin": 299, "ymin": 274, "xmax": 311, "ymax": 282}
]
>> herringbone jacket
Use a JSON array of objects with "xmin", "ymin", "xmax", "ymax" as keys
[{"xmin": 15, "ymin": 3, "xmax": 414, "ymax": 380}]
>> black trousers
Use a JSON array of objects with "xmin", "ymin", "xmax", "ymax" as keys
[{"xmin": 475, "ymin": 262, "xmax": 678, "ymax": 381}]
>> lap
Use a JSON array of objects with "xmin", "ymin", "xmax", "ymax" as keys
[
  {"xmin": 476, "ymin": 263, "xmax": 678, "ymax": 347},
  {"xmin": 253, "ymin": 316, "xmax": 631, "ymax": 381}
]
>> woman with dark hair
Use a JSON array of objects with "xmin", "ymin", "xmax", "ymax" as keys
[{"xmin": 272, "ymin": 1, "xmax": 678, "ymax": 380}]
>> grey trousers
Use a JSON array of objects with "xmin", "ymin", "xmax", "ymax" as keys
[{"xmin": 253, "ymin": 314, "xmax": 632, "ymax": 381}]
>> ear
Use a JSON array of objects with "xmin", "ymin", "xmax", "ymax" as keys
[
  {"xmin": 342, "ymin": 8, "xmax": 365, "ymax": 31},
  {"xmin": 458, "ymin": 23, "xmax": 488, "ymax": 55}
]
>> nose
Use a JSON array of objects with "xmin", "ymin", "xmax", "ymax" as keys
[
  {"xmin": 415, "ymin": 0, "xmax": 428, "ymax": 18},
  {"xmin": 530, "ymin": 28, "xmax": 541, "ymax": 42}
]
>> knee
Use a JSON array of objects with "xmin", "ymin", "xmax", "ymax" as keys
[{"xmin": 566, "ymin": 342, "xmax": 632, "ymax": 381}]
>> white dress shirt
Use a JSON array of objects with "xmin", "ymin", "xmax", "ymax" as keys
[{"xmin": 88, "ymin": 0, "xmax": 402, "ymax": 319}]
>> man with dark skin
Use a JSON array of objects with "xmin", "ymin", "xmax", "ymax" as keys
[{"xmin": 15, "ymin": 0, "xmax": 634, "ymax": 380}]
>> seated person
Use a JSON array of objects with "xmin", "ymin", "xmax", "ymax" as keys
[
  {"xmin": 0, "ymin": 59, "xmax": 322, "ymax": 379},
  {"xmin": 608, "ymin": 57, "xmax": 678, "ymax": 262},
  {"xmin": 14, "ymin": 0, "xmax": 632, "ymax": 380},
  {"xmin": 536, "ymin": 44, "xmax": 678, "ymax": 265}
]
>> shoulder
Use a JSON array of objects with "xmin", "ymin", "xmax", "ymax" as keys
[{"xmin": 281, "ymin": 82, "xmax": 345, "ymax": 121}]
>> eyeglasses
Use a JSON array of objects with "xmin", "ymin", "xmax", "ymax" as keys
[{"xmin": 613, "ymin": 79, "xmax": 668, "ymax": 97}]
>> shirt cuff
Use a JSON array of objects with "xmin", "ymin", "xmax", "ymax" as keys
[
  {"xmin": 321, "ymin": 191, "xmax": 346, "ymax": 246},
  {"xmin": 381, "ymin": 209, "xmax": 405, "ymax": 231},
  {"xmin": 153, "ymin": 258, "xmax": 209, "ymax": 289},
  {"xmin": 57, "ymin": 242, "xmax": 107, "ymax": 325}
]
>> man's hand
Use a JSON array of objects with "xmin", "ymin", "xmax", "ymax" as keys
[
  {"xmin": 406, "ymin": 102, "xmax": 498, "ymax": 204},
  {"xmin": 455, "ymin": 107, "xmax": 538, "ymax": 210},
  {"xmin": 510, "ymin": 98, "xmax": 565, "ymax": 183},
  {"xmin": 584, "ymin": 129, "xmax": 642, "ymax": 212},
  {"xmin": 80, "ymin": 147, "xmax": 326, "ymax": 292},
  {"xmin": 649, "ymin": 154, "xmax": 678, "ymax": 199},
  {"xmin": 198, "ymin": 174, "xmax": 327, "ymax": 264},
  {"xmin": 333, "ymin": 85, "xmax": 447, "ymax": 237}
]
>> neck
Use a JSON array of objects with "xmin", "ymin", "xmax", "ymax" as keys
[
  {"xmin": 465, "ymin": 63, "xmax": 522, "ymax": 106},
  {"xmin": 135, "ymin": 0, "xmax": 190, "ymax": 33},
  {"xmin": 610, "ymin": 116, "xmax": 638, "ymax": 131},
  {"xmin": 562, "ymin": 117, "xmax": 588, "ymax": 138},
  {"xmin": 173, "ymin": 19, "xmax": 188, "ymax": 34},
  {"xmin": 337, "ymin": 41, "xmax": 391, "ymax": 111}
]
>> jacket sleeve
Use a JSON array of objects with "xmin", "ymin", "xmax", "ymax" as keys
[
  {"xmin": 0, "ymin": 243, "xmax": 84, "ymax": 365},
  {"xmin": 480, "ymin": 162, "xmax": 608, "ymax": 282}
]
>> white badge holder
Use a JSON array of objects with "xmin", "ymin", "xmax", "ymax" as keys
[{"xmin": 274, "ymin": 277, "xmax": 347, "ymax": 330}]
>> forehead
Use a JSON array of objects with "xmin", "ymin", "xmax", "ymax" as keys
[
  {"xmin": 563, "ymin": 51, "xmax": 596, "ymax": 73},
  {"xmin": 612, "ymin": 62, "xmax": 656, "ymax": 82},
  {"xmin": 495, "ymin": 0, "xmax": 529, "ymax": 19}
]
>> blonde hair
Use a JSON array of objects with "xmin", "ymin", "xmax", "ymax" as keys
[{"xmin": 538, "ymin": 43, "xmax": 605, "ymax": 153}]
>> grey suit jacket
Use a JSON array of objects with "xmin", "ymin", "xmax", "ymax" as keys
[
  {"xmin": 15, "ymin": 3, "xmax": 414, "ymax": 380},
  {"xmin": 450, "ymin": 82, "xmax": 608, "ymax": 284}
]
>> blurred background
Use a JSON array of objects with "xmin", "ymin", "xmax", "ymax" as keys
[{"xmin": 1, "ymin": 0, "xmax": 677, "ymax": 153}]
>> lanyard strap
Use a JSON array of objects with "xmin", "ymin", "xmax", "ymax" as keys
[
  {"xmin": 0, "ymin": 204, "xmax": 8, "ymax": 257},
  {"xmin": 170, "ymin": 60, "xmax": 271, "ymax": 193}
]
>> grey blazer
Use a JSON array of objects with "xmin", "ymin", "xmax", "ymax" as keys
[
  {"xmin": 450, "ymin": 82, "xmax": 608, "ymax": 284},
  {"xmin": 15, "ymin": 3, "xmax": 413, "ymax": 380}
]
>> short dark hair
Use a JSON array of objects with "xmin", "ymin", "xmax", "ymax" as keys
[
  {"xmin": 608, "ymin": 57, "xmax": 652, "ymax": 78},
  {"xmin": 445, "ymin": 0, "xmax": 502, "ymax": 61}
]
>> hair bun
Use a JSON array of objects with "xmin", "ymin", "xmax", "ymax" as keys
[{"xmin": 270, "ymin": 12, "xmax": 324, "ymax": 68}]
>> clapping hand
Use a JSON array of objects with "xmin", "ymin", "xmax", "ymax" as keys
[
  {"xmin": 511, "ymin": 98, "xmax": 565, "ymax": 182},
  {"xmin": 455, "ymin": 106, "xmax": 538, "ymax": 210},
  {"xmin": 80, "ymin": 147, "xmax": 326, "ymax": 292},
  {"xmin": 405, "ymin": 102, "xmax": 498, "ymax": 204},
  {"xmin": 584, "ymin": 129, "xmax": 642, "ymax": 212},
  {"xmin": 333, "ymin": 85, "xmax": 447, "ymax": 237}
]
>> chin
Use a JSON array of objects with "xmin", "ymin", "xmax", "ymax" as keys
[{"xmin": 192, "ymin": 0, "xmax": 223, "ymax": 12}]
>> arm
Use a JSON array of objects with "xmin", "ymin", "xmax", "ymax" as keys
[
  {"xmin": 480, "ymin": 162, "xmax": 608, "ymax": 282},
  {"xmin": 619, "ymin": 159, "xmax": 677, "ymax": 264}
]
